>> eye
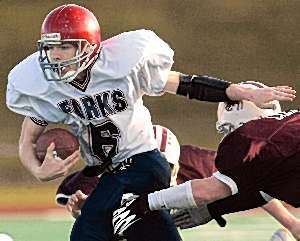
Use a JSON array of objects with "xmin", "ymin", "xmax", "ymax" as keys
[
  {"xmin": 43, "ymin": 45, "xmax": 52, "ymax": 51},
  {"xmin": 61, "ymin": 44, "xmax": 75, "ymax": 50},
  {"xmin": 61, "ymin": 45, "xmax": 71, "ymax": 50}
]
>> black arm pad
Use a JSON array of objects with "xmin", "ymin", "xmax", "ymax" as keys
[
  {"xmin": 176, "ymin": 74, "xmax": 233, "ymax": 102},
  {"xmin": 207, "ymin": 191, "xmax": 268, "ymax": 218}
]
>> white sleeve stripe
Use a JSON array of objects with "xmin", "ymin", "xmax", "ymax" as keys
[
  {"xmin": 259, "ymin": 191, "xmax": 274, "ymax": 202},
  {"xmin": 55, "ymin": 193, "xmax": 71, "ymax": 207},
  {"xmin": 213, "ymin": 171, "xmax": 238, "ymax": 195}
]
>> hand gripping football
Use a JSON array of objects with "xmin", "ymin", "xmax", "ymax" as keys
[{"xmin": 35, "ymin": 128, "xmax": 79, "ymax": 163}]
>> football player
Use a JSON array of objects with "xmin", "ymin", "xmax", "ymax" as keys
[
  {"xmin": 6, "ymin": 4, "xmax": 296, "ymax": 241},
  {"xmin": 55, "ymin": 125, "xmax": 181, "ymax": 219},
  {"xmin": 112, "ymin": 82, "xmax": 300, "ymax": 240}
]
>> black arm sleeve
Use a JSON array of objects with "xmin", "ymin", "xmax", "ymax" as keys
[
  {"xmin": 207, "ymin": 191, "xmax": 268, "ymax": 218},
  {"xmin": 176, "ymin": 74, "xmax": 236, "ymax": 102}
]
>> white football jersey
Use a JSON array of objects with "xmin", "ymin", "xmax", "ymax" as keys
[{"xmin": 6, "ymin": 29, "xmax": 174, "ymax": 166}]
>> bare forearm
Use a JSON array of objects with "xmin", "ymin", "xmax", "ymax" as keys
[
  {"xmin": 164, "ymin": 71, "xmax": 180, "ymax": 94},
  {"xmin": 19, "ymin": 141, "xmax": 41, "ymax": 179},
  {"xmin": 19, "ymin": 117, "xmax": 46, "ymax": 180},
  {"xmin": 225, "ymin": 84, "xmax": 251, "ymax": 101},
  {"xmin": 263, "ymin": 199, "xmax": 298, "ymax": 230}
]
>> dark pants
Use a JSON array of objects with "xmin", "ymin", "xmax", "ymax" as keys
[{"xmin": 70, "ymin": 149, "xmax": 182, "ymax": 241}]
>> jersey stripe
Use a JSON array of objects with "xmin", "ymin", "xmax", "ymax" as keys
[
  {"xmin": 30, "ymin": 117, "xmax": 48, "ymax": 126},
  {"xmin": 153, "ymin": 126, "xmax": 157, "ymax": 139},
  {"xmin": 160, "ymin": 127, "xmax": 167, "ymax": 152}
]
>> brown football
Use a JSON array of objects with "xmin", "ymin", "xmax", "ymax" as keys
[{"xmin": 35, "ymin": 128, "xmax": 79, "ymax": 163}]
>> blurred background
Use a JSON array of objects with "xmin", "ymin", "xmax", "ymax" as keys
[{"xmin": 0, "ymin": 0, "xmax": 299, "ymax": 240}]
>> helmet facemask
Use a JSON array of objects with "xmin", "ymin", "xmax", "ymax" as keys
[{"xmin": 38, "ymin": 37, "xmax": 98, "ymax": 83}]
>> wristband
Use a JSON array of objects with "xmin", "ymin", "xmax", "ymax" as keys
[{"xmin": 177, "ymin": 74, "xmax": 234, "ymax": 102}]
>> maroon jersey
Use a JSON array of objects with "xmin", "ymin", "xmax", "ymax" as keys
[
  {"xmin": 177, "ymin": 145, "xmax": 217, "ymax": 184},
  {"xmin": 56, "ymin": 171, "xmax": 99, "ymax": 206},
  {"xmin": 215, "ymin": 110, "xmax": 300, "ymax": 207}
]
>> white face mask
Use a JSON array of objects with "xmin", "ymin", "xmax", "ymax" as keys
[{"xmin": 38, "ymin": 39, "xmax": 98, "ymax": 82}]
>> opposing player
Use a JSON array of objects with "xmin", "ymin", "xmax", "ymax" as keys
[
  {"xmin": 112, "ymin": 82, "xmax": 300, "ymax": 239},
  {"xmin": 6, "ymin": 3, "xmax": 296, "ymax": 241}
]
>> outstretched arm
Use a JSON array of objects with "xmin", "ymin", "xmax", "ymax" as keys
[
  {"xmin": 165, "ymin": 71, "xmax": 296, "ymax": 108},
  {"xmin": 66, "ymin": 190, "xmax": 88, "ymax": 219},
  {"xmin": 207, "ymin": 192, "xmax": 300, "ymax": 240},
  {"xmin": 263, "ymin": 199, "xmax": 300, "ymax": 240}
]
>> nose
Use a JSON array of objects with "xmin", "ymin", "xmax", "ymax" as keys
[{"xmin": 49, "ymin": 46, "xmax": 62, "ymax": 62}]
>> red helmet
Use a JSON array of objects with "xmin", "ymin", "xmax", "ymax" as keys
[{"xmin": 38, "ymin": 4, "xmax": 101, "ymax": 82}]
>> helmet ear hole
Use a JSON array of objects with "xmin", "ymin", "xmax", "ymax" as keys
[{"xmin": 84, "ymin": 44, "xmax": 97, "ymax": 55}]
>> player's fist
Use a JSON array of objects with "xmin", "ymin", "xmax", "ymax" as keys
[
  {"xmin": 66, "ymin": 190, "xmax": 88, "ymax": 218},
  {"xmin": 35, "ymin": 142, "xmax": 80, "ymax": 182}
]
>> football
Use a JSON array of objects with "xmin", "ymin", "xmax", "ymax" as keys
[
  {"xmin": 35, "ymin": 128, "xmax": 79, "ymax": 163},
  {"xmin": 269, "ymin": 229, "xmax": 295, "ymax": 241},
  {"xmin": 0, "ymin": 233, "xmax": 14, "ymax": 241}
]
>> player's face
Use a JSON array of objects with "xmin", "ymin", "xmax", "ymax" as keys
[{"xmin": 48, "ymin": 43, "xmax": 77, "ymax": 74}]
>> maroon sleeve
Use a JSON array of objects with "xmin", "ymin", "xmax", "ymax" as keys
[
  {"xmin": 56, "ymin": 169, "xmax": 99, "ymax": 205},
  {"xmin": 176, "ymin": 145, "xmax": 217, "ymax": 184},
  {"xmin": 214, "ymin": 131, "xmax": 253, "ymax": 172},
  {"xmin": 207, "ymin": 191, "xmax": 268, "ymax": 217}
]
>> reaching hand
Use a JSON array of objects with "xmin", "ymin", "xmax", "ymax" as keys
[
  {"xmin": 226, "ymin": 84, "xmax": 296, "ymax": 109},
  {"xmin": 66, "ymin": 190, "xmax": 88, "ymax": 218},
  {"xmin": 247, "ymin": 86, "xmax": 296, "ymax": 109},
  {"xmin": 36, "ymin": 142, "xmax": 80, "ymax": 181},
  {"xmin": 171, "ymin": 205, "xmax": 226, "ymax": 229}
]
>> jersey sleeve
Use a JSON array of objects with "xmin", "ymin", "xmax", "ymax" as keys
[
  {"xmin": 55, "ymin": 170, "xmax": 99, "ymax": 206},
  {"xmin": 207, "ymin": 191, "xmax": 268, "ymax": 217},
  {"xmin": 177, "ymin": 145, "xmax": 217, "ymax": 184},
  {"xmin": 6, "ymin": 79, "xmax": 47, "ymax": 123},
  {"xmin": 6, "ymin": 65, "xmax": 67, "ymax": 124},
  {"xmin": 215, "ymin": 131, "xmax": 253, "ymax": 172},
  {"xmin": 134, "ymin": 30, "xmax": 174, "ymax": 96}
]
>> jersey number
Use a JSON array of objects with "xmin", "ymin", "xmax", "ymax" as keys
[{"xmin": 88, "ymin": 121, "xmax": 121, "ymax": 162}]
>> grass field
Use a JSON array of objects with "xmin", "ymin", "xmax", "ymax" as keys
[{"xmin": 1, "ymin": 211, "xmax": 297, "ymax": 241}]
